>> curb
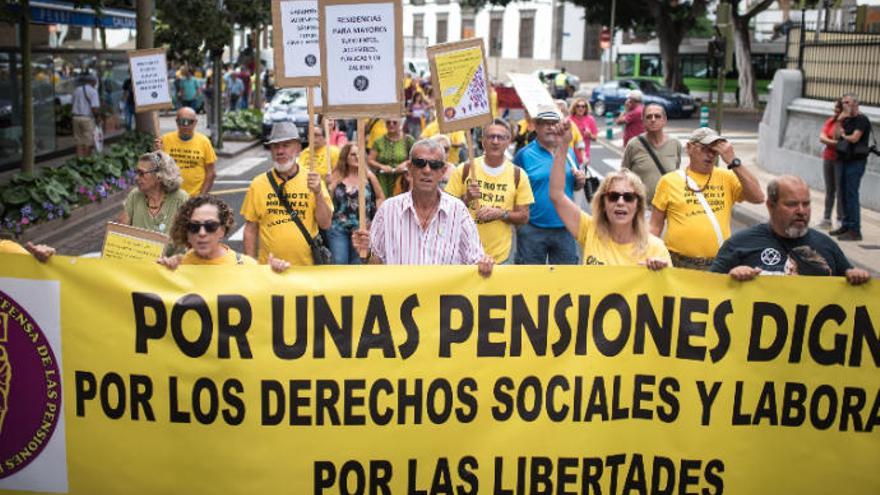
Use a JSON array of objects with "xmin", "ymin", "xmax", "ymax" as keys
[
  {"xmin": 217, "ymin": 139, "xmax": 262, "ymax": 158},
  {"xmin": 19, "ymin": 188, "xmax": 129, "ymax": 246}
]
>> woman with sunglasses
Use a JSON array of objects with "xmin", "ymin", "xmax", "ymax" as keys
[
  {"xmin": 368, "ymin": 118, "xmax": 415, "ymax": 197},
  {"xmin": 158, "ymin": 195, "xmax": 290, "ymax": 272},
  {"xmin": 549, "ymin": 122, "xmax": 670, "ymax": 269},
  {"xmin": 568, "ymin": 97, "xmax": 597, "ymax": 165},
  {"xmin": 118, "ymin": 151, "xmax": 188, "ymax": 236},
  {"xmin": 326, "ymin": 144, "xmax": 386, "ymax": 264}
]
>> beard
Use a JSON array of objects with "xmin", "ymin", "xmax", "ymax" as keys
[
  {"xmin": 273, "ymin": 156, "xmax": 297, "ymax": 173},
  {"xmin": 783, "ymin": 224, "xmax": 808, "ymax": 238}
]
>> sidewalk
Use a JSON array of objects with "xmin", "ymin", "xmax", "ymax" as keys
[{"xmin": 594, "ymin": 112, "xmax": 880, "ymax": 277}]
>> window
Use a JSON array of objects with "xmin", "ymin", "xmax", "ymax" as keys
[
  {"xmin": 489, "ymin": 14, "xmax": 503, "ymax": 57},
  {"xmin": 436, "ymin": 14, "xmax": 448, "ymax": 44},
  {"xmin": 639, "ymin": 54, "xmax": 663, "ymax": 77},
  {"xmin": 413, "ymin": 14, "xmax": 424, "ymax": 38},
  {"xmin": 519, "ymin": 10, "xmax": 535, "ymax": 59},
  {"xmin": 681, "ymin": 54, "xmax": 710, "ymax": 78},
  {"xmin": 461, "ymin": 15, "xmax": 475, "ymax": 39},
  {"xmin": 553, "ymin": 4, "xmax": 565, "ymax": 60},
  {"xmin": 617, "ymin": 54, "xmax": 636, "ymax": 77}
]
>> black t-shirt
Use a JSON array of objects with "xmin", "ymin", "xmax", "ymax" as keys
[
  {"xmin": 842, "ymin": 114, "xmax": 872, "ymax": 158},
  {"xmin": 710, "ymin": 223, "xmax": 852, "ymax": 276}
]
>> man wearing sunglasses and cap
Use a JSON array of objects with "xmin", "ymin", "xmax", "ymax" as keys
[
  {"xmin": 650, "ymin": 127, "xmax": 764, "ymax": 270},
  {"xmin": 155, "ymin": 106, "xmax": 217, "ymax": 197},
  {"xmin": 352, "ymin": 139, "xmax": 494, "ymax": 276}
]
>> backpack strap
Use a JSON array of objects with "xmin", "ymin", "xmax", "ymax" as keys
[
  {"xmin": 235, "ymin": 250, "xmax": 243, "ymax": 265},
  {"xmin": 637, "ymin": 135, "xmax": 668, "ymax": 176}
]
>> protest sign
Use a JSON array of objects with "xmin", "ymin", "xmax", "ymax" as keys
[
  {"xmin": 101, "ymin": 223, "xmax": 169, "ymax": 261},
  {"xmin": 272, "ymin": 0, "xmax": 321, "ymax": 87},
  {"xmin": 508, "ymin": 72, "xmax": 559, "ymax": 119},
  {"xmin": 127, "ymin": 48, "xmax": 173, "ymax": 113},
  {"xmin": 319, "ymin": 0, "xmax": 403, "ymax": 118},
  {"xmin": 427, "ymin": 38, "xmax": 492, "ymax": 134},
  {"xmin": 1, "ymin": 259, "xmax": 879, "ymax": 494}
]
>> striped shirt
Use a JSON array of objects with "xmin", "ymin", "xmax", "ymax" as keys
[{"xmin": 370, "ymin": 191, "xmax": 484, "ymax": 265}]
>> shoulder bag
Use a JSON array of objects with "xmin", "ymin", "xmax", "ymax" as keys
[
  {"xmin": 637, "ymin": 135, "xmax": 670, "ymax": 176},
  {"xmin": 265, "ymin": 171, "xmax": 333, "ymax": 265}
]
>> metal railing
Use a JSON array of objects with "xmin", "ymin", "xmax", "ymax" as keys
[{"xmin": 786, "ymin": 26, "xmax": 880, "ymax": 106}]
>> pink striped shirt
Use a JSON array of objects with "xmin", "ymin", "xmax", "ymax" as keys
[{"xmin": 370, "ymin": 191, "xmax": 484, "ymax": 265}]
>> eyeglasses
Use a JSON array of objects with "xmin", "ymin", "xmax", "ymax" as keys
[
  {"xmin": 484, "ymin": 134, "xmax": 510, "ymax": 142},
  {"xmin": 176, "ymin": 118, "xmax": 196, "ymax": 126},
  {"xmin": 605, "ymin": 191, "xmax": 638, "ymax": 203},
  {"xmin": 411, "ymin": 157, "xmax": 446, "ymax": 170},
  {"xmin": 135, "ymin": 167, "xmax": 159, "ymax": 177},
  {"xmin": 186, "ymin": 221, "xmax": 222, "ymax": 234},
  {"xmin": 574, "ymin": 104, "xmax": 586, "ymax": 108}
]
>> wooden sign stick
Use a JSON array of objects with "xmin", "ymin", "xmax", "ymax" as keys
[
  {"xmin": 324, "ymin": 117, "xmax": 333, "ymax": 175},
  {"xmin": 307, "ymin": 86, "xmax": 316, "ymax": 172},
  {"xmin": 357, "ymin": 118, "xmax": 368, "ymax": 258},
  {"xmin": 152, "ymin": 112, "xmax": 161, "ymax": 138},
  {"xmin": 465, "ymin": 128, "xmax": 479, "ymax": 210}
]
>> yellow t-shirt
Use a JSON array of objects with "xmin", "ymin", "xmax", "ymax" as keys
[
  {"xmin": 576, "ymin": 212, "xmax": 670, "ymax": 266},
  {"xmin": 652, "ymin": 168, "xmax": 743, "ymax": 258},
  {"xmin": 0, "ymin": 240, "xmax": 28, "ymax": 254},
  {"xmin": 241, "ymin": 168, "xmax": 333, "ymax": 265},
  {"xmin": 180, "ymin": 245, "xmax": 257, "ymax": 265},
  {"xmin": 445, "ymin": 158, "xmax": 534, "ymax": 263},
  {"xmin": 161, "ymin": 131, "xmax": 217, "ymax": 197},
  {"xmin": 570, "ymin": 124, "xmax": 584, "ymax": 151},
  {"xmin": 421, "ymin": 121, "xmax": 467, "ymax": 164},
  {"xmin": 367, "ymin": 119, "xmax": 388, "ymax": 150},
  {"xmin": 296, "ymin": 145, "xmax": 339, "ymax": 177}
]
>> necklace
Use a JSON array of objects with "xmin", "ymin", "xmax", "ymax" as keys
[{"xmin": 684, "ymin": 167, "xmax": 712, "ymax": 193}]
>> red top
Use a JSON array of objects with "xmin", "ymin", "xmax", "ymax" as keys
[
  {"xmin": 570, "ymin": 114, "xmax": 599, "ymax": 160},
  {"xmin": 821, "ymin": 116, "xmax": 838, "ymax": 161},
  {"xmin": 622, "ymin": 104, "xmax": 645, "ymax": 147}
]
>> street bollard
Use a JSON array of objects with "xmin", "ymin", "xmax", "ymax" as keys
[
  {"xmin": 700, "ymin": 105, "xmax": 710, "ymax": 128},
  {"xmin": 605, "ymin": 112, "xmax": 613, "ymax": 139}
]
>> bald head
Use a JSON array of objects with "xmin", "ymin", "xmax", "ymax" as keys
[
  {"xmin": 175, "ymin": 107, "xmax": 197, "ymax": 138},
  {"xmin": 767, "ymin": 175, "xmax": 808, "ymax": 204},
  {"xmin": 767, "ymin": 175, "xmax": 811, "ymax": 238}
]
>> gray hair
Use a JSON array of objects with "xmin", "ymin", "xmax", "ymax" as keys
[
  {"xmin": 643, "ymin": 102, "xmax": 667, "ymax": 118},
  {"xmin": 139, "ymin": 151, "xmax": 182, "ymax": 192},
  {"xmin": 409, "ymin": 138, "xmax": 446, "ymax": 160},
  {"xmin": 842, "ymin": 92, "xmax": 860, "ymax": 104}
]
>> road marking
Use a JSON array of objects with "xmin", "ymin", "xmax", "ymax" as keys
[
  {"xmin": 229, "ymin": 225, "xmax": 244, "ymax": 241},
  {"xmin": 218, "ymin": 157, "xmax": 266, "ymax": 177},
  {"xmin": 212, "ymin": 187, "xmax": 250, "ymax": 195},
  {"xmin": 602, "ymin": 158, "xmax": 622, "ymax": 171}
]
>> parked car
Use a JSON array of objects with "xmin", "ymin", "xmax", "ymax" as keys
[
  {"xmin": 262, "ymin": 88, "xmax": 311, "ymax": 146},
  {"xmin": 589, "ymin": 78, "xmax": 695, "ymax": 118},
  {"xmin": 532, "ymin": 69, "xmax": 581, "ymax": 98}
]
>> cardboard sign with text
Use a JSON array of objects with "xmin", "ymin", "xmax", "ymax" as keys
[
  {"xmin": 272, "ymin": 0, "xmax": 321, "ymax": 87},
  {"xmin": 127, "ymin": 48, "xmax": 173, "ymax": 113},
  {"xmin": 507, "ymin": 72, "xmax": 560, "ymax": 120},
  {"xmin": 101, "ymin": 223, "xmax": 169, "ymax": 261},
  {"xmin": 427, "ymin": 38, "xmax": 492, "ymax": 133}
]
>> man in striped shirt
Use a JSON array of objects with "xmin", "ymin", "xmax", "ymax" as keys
[{"xmin": 352, "ymin": 139, "xmax": 494, "ymax": 276}]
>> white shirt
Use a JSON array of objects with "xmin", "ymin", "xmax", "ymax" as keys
[
  {"xmin": 370, "ymin": 191, "xmax": 484, "ymax": 265},
  {"xmin": 72, "ymin": 84, "xmax": 99, "ymax": 117}
]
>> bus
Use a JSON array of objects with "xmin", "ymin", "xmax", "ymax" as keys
[{"xmin": 615, "ymin": 39, "xmax": 786, "ymax": 103}]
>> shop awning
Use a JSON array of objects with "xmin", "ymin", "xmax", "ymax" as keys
[{"xmin": 20, "ymin": 0, "xmax": 137, "ymax": 30}]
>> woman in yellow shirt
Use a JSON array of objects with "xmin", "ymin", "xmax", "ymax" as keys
[
  {"xmin": 549, "ymin": 122, "xmax": 671, "ymax": 269},
  {"xmin": 158, "ymin": 195, "xmax": 288, "ymax": 272}
]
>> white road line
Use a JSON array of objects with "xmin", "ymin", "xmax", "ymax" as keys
[
  {"xmin": 602, "ymin": 158, "xmax": 622, "ymax": 171},
  {"xmin": 229, "ymin": 225, "xmax": 244, "ymax": 241},
  {"xmin": 218, "ymin": 157, "xmax": 266, "ymax": 177}
]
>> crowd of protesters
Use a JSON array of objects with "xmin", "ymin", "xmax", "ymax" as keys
[{"xmin": 1, "ymin": 70, "xmax": 873, "ymax": 286}]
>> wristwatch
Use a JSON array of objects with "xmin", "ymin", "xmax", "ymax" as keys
[
  {"xmin": 728, "ymin": 158, "xmax": 742, "ymax": 170},
  {"xmin": 501, "ymin": 210, "xmax": 510, "ymax": 221}
]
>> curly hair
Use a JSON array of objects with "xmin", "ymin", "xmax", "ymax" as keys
[
  {"xmin": 589, "ymin": 169, "xmax": 650, "ymax": 256},
  {"xmin": 139, "ymin": 151, "xmax": 182, "ymax": 192},
  {"xmin": 169, "ymin": 194, "xmax": 235, "ymax": 248}
]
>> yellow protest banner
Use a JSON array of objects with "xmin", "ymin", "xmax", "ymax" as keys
[
  {"xmin": 0, "ymin": 255, "xmax": 878, "ymax": 495},
  {"xmin": 101, "ymin": 222, "xmax": 169, "ymax": 261}
]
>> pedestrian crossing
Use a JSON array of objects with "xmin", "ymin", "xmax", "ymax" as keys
[{"xmin": 217, "ymin": 157, "xmax": 266, "ymax": 177}]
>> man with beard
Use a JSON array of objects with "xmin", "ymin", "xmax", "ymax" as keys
[
  {"xmin": 710, "ymin": 175, "xmax": 870, "ymax": 285},
  {"xmin": 242, "ymin": 122, "xmax": 333, "ymax": 266}
]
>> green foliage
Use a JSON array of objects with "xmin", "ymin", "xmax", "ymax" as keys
[
  {"xmin": 0, "ymin": 132, "xmax": 154, "ymax": 234},
  {"xmin": 222, "ymin": 109, "xmax": 263, "ymax": 139}
]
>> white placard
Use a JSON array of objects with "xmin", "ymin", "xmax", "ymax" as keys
[
  {"xmin": 507, "ymin": 72, "xmax": 560, "ymax": 119},
  {"xmin": 128, "ymin": 49, "xmax": 172, "ymax": 112},
  {"xmin": 324, "ymin": 3, "xmax": 398, "ymax": 106},
  {"xmin": 279, "ymin": 0, "xmax": 320, "ymax": 81}
]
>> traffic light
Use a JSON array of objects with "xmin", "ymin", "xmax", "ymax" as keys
[{"xmin": 599, "ymin": 27, "xmax": 611, "ymax": 49}]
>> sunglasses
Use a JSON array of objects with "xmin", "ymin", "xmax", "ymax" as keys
[
  {"xmin": 605, "ymin": 191, "xmax": 638, "ymax": 203},
  {"xmin": 186, "ymin": 221, "xmax": 222, "ymax": 234},
  {"xmin": 176, "ymin": 118, "xmax": 196, "ymax": 126},
  {"xmin": 135, "ymin": 167, "xmax": 159, "ymax": 177},
  {"xmin": 411, "ymin": 157, "xmax": 446, "ymax": 170}
]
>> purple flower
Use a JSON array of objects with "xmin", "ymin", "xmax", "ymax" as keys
[
  {"xmin": 47, "ymin": 212, "xmax": 54, "ymax": 220},
  {"xmin": 21, "ymin": 205, "xmax": 32, "ymax": 216}
]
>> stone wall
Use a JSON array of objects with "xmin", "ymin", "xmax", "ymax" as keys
[{"xmin": 758, "ymin": 70, "xmax": 880, "ymax": 211}]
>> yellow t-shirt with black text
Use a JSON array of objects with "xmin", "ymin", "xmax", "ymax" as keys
[
  {"xmin": 445, "ymin": 157, "xmax": 534, "ymax": 263},
  {"xmin": 180, "ymin": 245, "xmax": 257, "ymax": 265},
  {"xmin": 652, "ymin": 168, "xmax": 743, "ymax": 258},
  {"xmin": 161, "ymin": 131, "xmax": 217, "ymax": 197},
  {"xmin": 241, "ymin": 169, "xmax": 333, "ymax": 265},
  {"xmin": 576, "ymin": 212, "xmax": 671, "ymax": 266},
  {"xmin": 421, "ymin": 121, "xmax": 467, "ymax": 164}
]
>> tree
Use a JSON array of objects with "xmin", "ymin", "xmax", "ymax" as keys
[
  {"xmin": 225, "ymin": 0, "xmax": 270, "ymax": 107},
  {"xmin": 729, "ymin": 0, "xmax": 774, "ymax": 110}
]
